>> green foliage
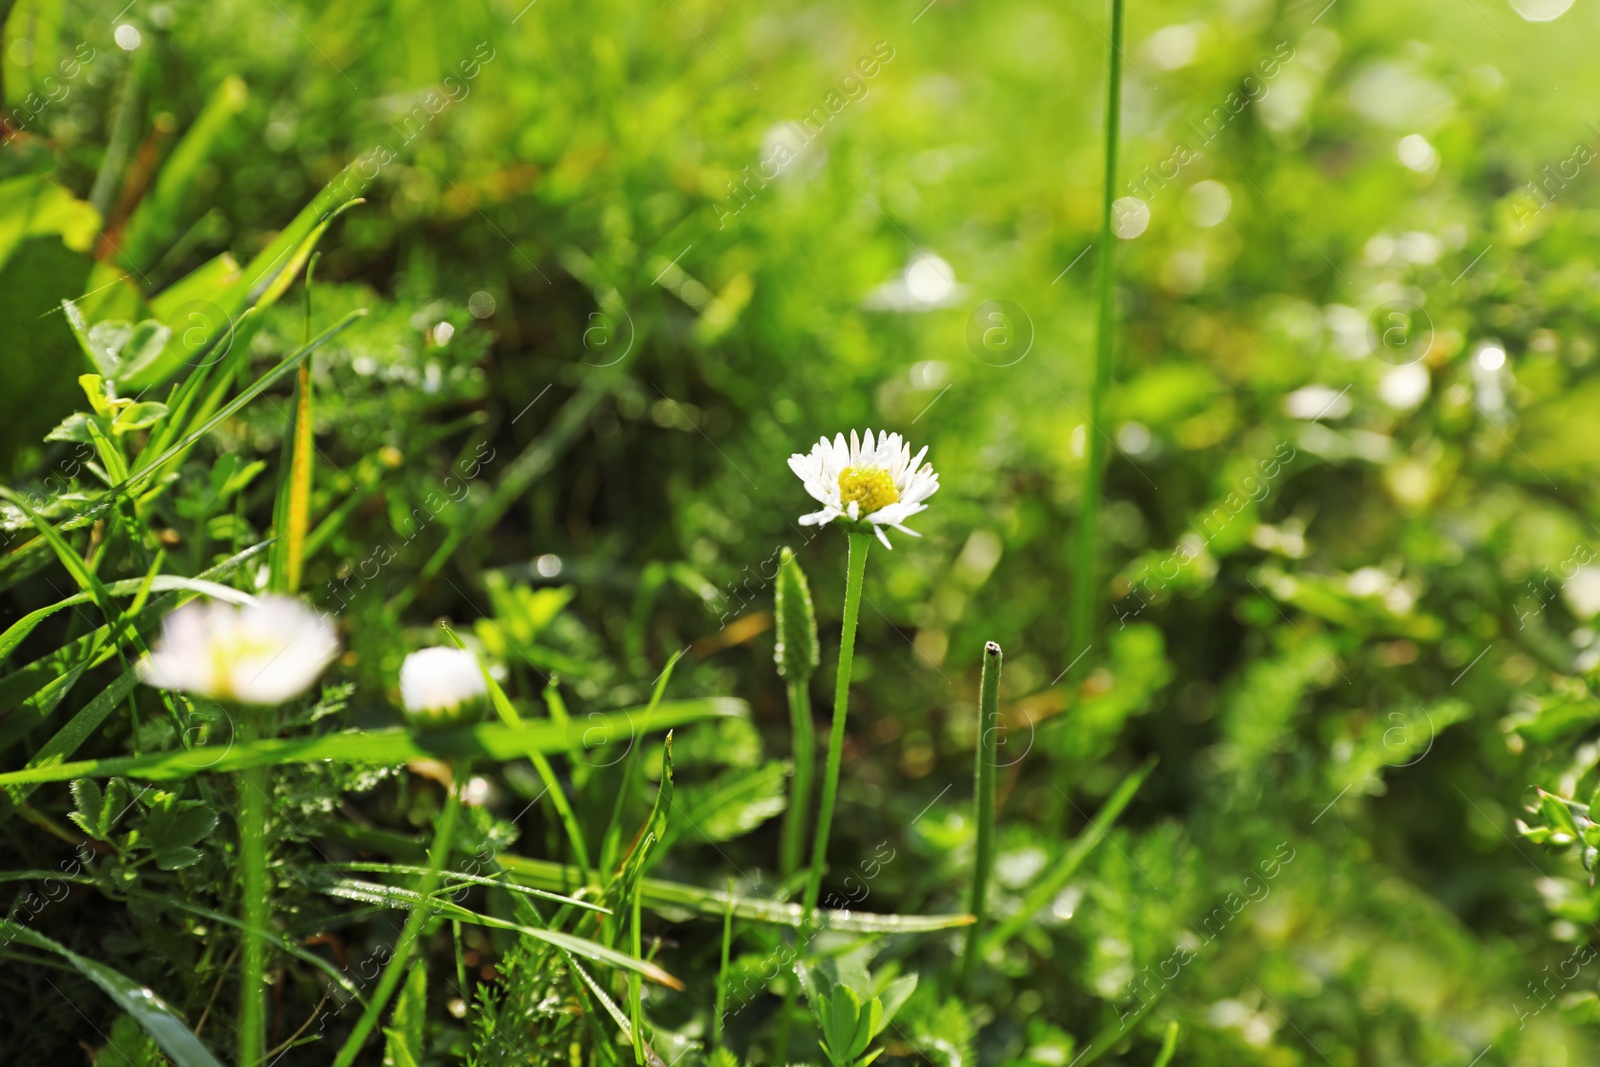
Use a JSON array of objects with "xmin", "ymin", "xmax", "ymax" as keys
[
  {"xmin": 7, "ymin": 0, "xmax": 1600, "ymax": 1064},
  {"xmin": 803, "ymin": 958, "xmax": 917, "ymax": 1067}
]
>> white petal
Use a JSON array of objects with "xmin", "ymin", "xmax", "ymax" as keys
[
  {"xmin": 138, "ymin": 595, "xmax": 338, "ymax": 704},
  {"xmin": 401, "ymin": 647, "xmax": 487, "ymax": 715},
  {"xmin": 873, "ymin": 525, "xmax": 894, "ymax": 550}
]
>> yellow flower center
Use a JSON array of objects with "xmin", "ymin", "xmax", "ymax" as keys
[{"xmin": 838, "ymin": 466, "xmax": 900, "ymax": 516}]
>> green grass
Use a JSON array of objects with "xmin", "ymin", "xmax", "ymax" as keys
[{"xmin": 5, "ymin": 0, "xmax": 1600, "ymax": 1063}]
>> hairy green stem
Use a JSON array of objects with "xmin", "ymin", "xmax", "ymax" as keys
[
  {"xmin": 802, "ymin": 529, "xmax": 870, "ymax": 917},
  {"xmin": 779, "ymin": 677, "xmax": 815, "ymax": 878},
  {"xmin": 331, "ymin": 764, "xmax": 465, "ymax": 1067},
  {"xmin": 782, "ymin": 530, "xmax": 870, "ymax": 1057},
  {"xmin": 962, "ymin": 641, "xmax": 1003, "ymax": 985},
  {"xmin": 1068, "ymin": 0, "xmax": 1125, "ymax": 686},
  {"xmin": 236, "ymin": 732, "xmax": 269, "ymax": 1067}
]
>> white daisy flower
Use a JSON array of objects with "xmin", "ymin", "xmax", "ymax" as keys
[
  {"xmin": 138, "ymin": 595, "xmax": 339, "ymax": 705},
  {"xmin": 788, "ymin": 429, "xmax": 939, "ymax": 549},
  {"xmin": 399, "ymin": 646, "xmax": 489, "ymax": 727}
]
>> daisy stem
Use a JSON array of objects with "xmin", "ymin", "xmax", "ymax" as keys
[
  {"xmin": 779, "ymin": 676, "xmax": 814, "ymax": 878},
  {"xmin": 1068, "ymin": 0, "xmax": 1125, "ymax": 687},
  {"xmin": 236, "ymin": 728, "xmax": 269, "ymax": 1067},
  {"xmin": 779, "ymin": 529, "xmax": 869, "ymax": 1057},
  {"xmin": 962, "ymin": 641, "xmax": 1003, "ymax": 987},
  {"xmin": 331, "ymin": 761, "xmax": 465, "ymax": 1067},
  {"xmin": 802, "ymin": 528, "xmax": 871, "ymax": 917}
]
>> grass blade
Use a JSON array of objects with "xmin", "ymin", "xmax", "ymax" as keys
[
  {"xmin": 1, "ymin": 922, "xmax": 224, "ymax": 1067},
  {"xmin": 1067, "ymin": 0, "xmax": 1125, "ymax": 686},
  {"xmin": 962, "ymin": 641, "xmax": 1002, "ymax": 985},
  {"xmin": 983, "ymin": 756, "xmax": 1154, "ymax": 951},
  {"xmin": 0, "ymin": 699, "xmax": 744, "ymax": 785},
  {"xmin": 323, "ymin": 879, "xmax": 684, "ymax": 989}
]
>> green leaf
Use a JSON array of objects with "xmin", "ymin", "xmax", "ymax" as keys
[
  {"xmin": 155, "ymin": 845, "xmax": 202, "ymax": 871},
  {"xmin": 662, "ymin": 760, "xmax": 787, "ymax": 854},
  {"xmin": 875, "ymin": 974, "xmax": 918, "ymax": 1037},
  {"xmin": 1541, "ymin": 792, "xmax": 1579, "ymax": 842},
  {"xmin": 44, "ymin": 411, "xmax": 95, "ymax": 443},
  {"xmin": 112, "ymin": 400, "xmax": 170, "ymax": 434},
  {"xmin": 145, "ymin": 799, "xmax": 218, "ymax": 851},
  {"xmin": 1, "ymin": 923, "xmax": 224, "ymax": 1067},
  {"xmin": 383, "ymin": 961, "xmax": 426, "ymax": 1067},
  {"xmin": 84, "ymin": 322, "xmax": 131, "ymax": 377},
  {"xmin": 111, "ymin": 321, "xmax": 174, "ymax": 382},
  {"xmin": 67, "ymin": 778, "xmax": 104, "ymax": 838},
  {"xmin": 102, "ymin": 778, "xmax": 132, "ymax": 837},
  {"xmin": 60, "ymin": 299, "xmax": 104, "ymax": 373}
]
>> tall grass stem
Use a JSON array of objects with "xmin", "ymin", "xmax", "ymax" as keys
[
  {"xmin": 331, "ymin": 764, "xmax": 465, "ymax": 1067},
  {"xmin": 236, "ymin": 728, "xmax": 269, "ymax": 1067},
  {"xmin": 962, "ymin": 641, "xmax": 1003, "ymax": 985},
  {"xmin": 1068, "ymin": 0, "xmax": 1125, "ymax": 685}
]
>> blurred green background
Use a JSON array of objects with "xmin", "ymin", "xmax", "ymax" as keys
[{"xmin": 8, "ymin": 0, "xmax": 1600, "ymax": 1062}]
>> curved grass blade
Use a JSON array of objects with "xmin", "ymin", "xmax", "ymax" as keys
[
  {"xmin": 449, "ymin": 623, "xmax": 594, "ymax": 882},
  {"xmin": 323, "ymin": 879, "xmax": 684, "ymax": 990},
  {"xmin": 0, "ymin": 699, "xmax": 745, "ymax": 786},
  {"xmin": 0, "ymin": 576, "xmax": 255, "ymax": 665},
  {"xmin": 1, "ymin": 922, "xmax": 224, "ymax": 1066},
  {"xmin": 321, "ymin": 821, "xmax": 975, "ymax": 933},
  {"xmin": 498, "ymin": 853, "xmax": 975, "ymax": 934},
  {"xmin": 982, "ymin": 756, "xmax": 1155, "ymax": 951},
  {"xmin": 336, "ymin": 861, "xmax": 611, "ymax": 913},
  {"xmin": 0, "ymin": 668, "xmax": 138, "ymax": 813},
  {"xmin": 122, "ymin": 888, "xmax": 365, "ymax": 1006}
]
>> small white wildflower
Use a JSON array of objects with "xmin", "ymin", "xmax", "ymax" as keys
[
  {"xmin": 399, "ymin": 647, "xmax": 488, "ymax": 727},
  {"xmin": 137, "ymin": 596, "xmax": 339, "ymax": 705},
  {"xmin": 788, "ymin": 429, "xmax": 939, "ymax": 549}
]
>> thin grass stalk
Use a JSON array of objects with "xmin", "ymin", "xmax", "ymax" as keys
[
  {"xmin": 331, "ymin": 764, "xmax": 465, "ymax": 1067},
  {"xmin": 714, "ymin": 875, "xmax": 735, "ymax": 1048},
  {"xmin": 962, "ymin": 641, "xmax": 1003, "ymax": 985},
  {"xmin": 1153, "ymin": 1020, "xmax": 1181, "ymax": 1066},
  {"xmin": 779, "ymin": 676, "xmax": 814, "ymax": 878},
  {"xmin": 1068, "ymin": 0, "xmax": 1126, "ymax": 686},
  {"xmin": 801, "ymin": 529, "xmax": 871, "ymax": 916},
  {"xmin": 236, "ymin": 717, "xmax": 269, "ymax": 1067},
  {"xmin": 629, "ymin": 834, "xmax": 652, "ymax": 1064}
]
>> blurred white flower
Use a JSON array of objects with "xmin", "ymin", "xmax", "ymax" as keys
[
  {"xmin": 138, "ymin": 596, "xmax": 338, "ymax": 705},
  {"xmin": 863, "ymin": 253, "xmax": 965, "ymax": 311},
  {"xmin": 400, "ymin": 646, "xmax": 488, "ymax": 726},
  {"xmin": 789, "ymin": 429, "xmax": 939, "ymax": 549}
]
